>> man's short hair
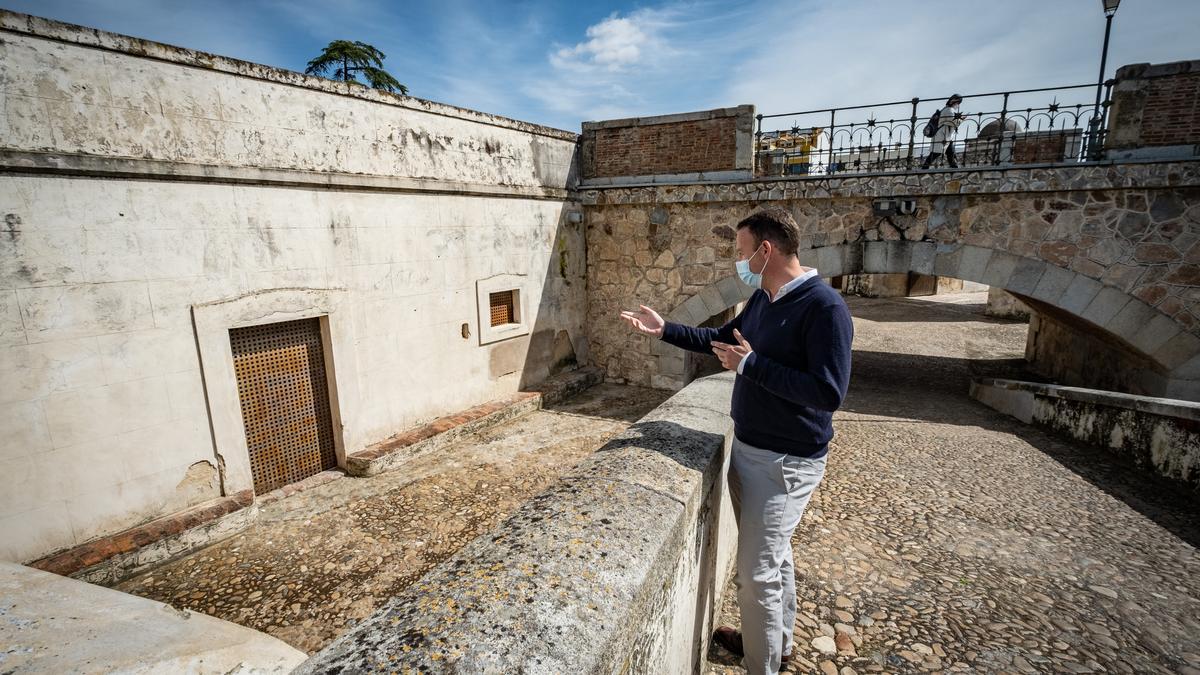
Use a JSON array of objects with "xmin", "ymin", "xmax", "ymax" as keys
[{"xmin": 736, "ymin": 207, "xmax": 800, "ymax": 256}]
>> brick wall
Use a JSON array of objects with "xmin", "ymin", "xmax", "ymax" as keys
[
  {"xmin": 580, "ymin": 106, "xmax": 754, "ymax": 181},
  {"xmin": 1107, "ymin": 60, "xmax": 1200, "ymax": 154}
]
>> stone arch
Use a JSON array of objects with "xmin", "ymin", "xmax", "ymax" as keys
[
  {"xmin": 650, "ymin": 275, "xmax": 754, "ymax": 389},
  {"xmin": 650, "ymin": 241, "xmax": 1200, "ymax": 399},
  {"xmin": 799, "ymin": 240, "xmax": 1200, "ymax": 399}
]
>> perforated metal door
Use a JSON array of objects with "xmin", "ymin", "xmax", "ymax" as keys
[{"xmin": 229, "ymin": 318, "xmax": 337, "ymax": 494}]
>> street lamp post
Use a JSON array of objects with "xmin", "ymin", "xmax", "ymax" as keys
[{"xmin": 1088, "ymin": 0, "xmax": 1120, "ymax": 160}]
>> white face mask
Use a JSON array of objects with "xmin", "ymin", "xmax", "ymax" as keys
[{"xmin": 735, "ymin": 242, "xmax": 767, "ymax": 289}]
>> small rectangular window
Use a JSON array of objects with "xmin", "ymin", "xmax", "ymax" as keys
[{"xmin": 489, "ymin": 290, "xmax": 517, "ymax": 327}]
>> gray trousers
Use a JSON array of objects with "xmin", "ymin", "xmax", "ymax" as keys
[{"xmin": 728, "ymin": 437, "xmax": 827, "ymax": 675}]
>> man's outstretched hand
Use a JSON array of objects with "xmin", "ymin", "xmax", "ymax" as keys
[
  {"xmin": 711, "ymin": 329, "xmax": 753, "ymax": 371},
  {"xmin": 620, "ymin": 305, "xmax": 665, "ymax": 337}
]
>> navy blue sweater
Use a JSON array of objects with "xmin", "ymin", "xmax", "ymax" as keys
[{"xmin": 661, "ymin": 277, "xmax": 853, "ymax": 458}]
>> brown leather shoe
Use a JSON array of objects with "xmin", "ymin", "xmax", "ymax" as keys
[
  {"xmin": 714, "ymin": 626, "xmax": 744, "ymax": 656},
  {"xmin": 713, "ymin": 627, "xmax": 792, "ymax": 670}
]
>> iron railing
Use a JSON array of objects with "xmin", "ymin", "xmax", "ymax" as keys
[{"xmin": 754, "ymin": 82, "xmax": 1115, "ymax": 177}]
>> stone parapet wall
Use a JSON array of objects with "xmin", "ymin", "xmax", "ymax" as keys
[
  {"xmin": 970, "ymin": 378, "xmax": 1200, "ymax": 489},
  {"xmin": 0, "ymin": 10, "xmax": 577, "ymax": 194},
  {"xmin": 580, "ymin": 106, "xmax": 755, "ymax": 183},
  {"xmin": 1107, "ymin": 60, "xmax": 1200, "ymax": 160},
  {"xmin": 581, "ymin": 161, "xmax": 1200, "ymax": 397},
  {"xmin": 297, "ymin": 372, "xmax": 739, "ymax": 674}
]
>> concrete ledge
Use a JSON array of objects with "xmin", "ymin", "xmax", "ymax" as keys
[
  {"xmin": 29, "ymin": 490, "xmax": 255, "ymax": 584},
  {"xmin": 524, "ymin": 365, "xmax": 605, "ymax": 406},
  {"xmin": 347, "ymin": 367, "xmax": 604, "ymax": 477},
  {"xmin": 346, "ymin": 392, "xmax": 542, "ymax": 477},
  {"xmin": 971, "ymin": 378, "xmax": 1200, "ymax": 489},
  {"xmin": 297, "ymin": 372, "xmax": 738, "ymax": 674},
  {"xmin": 0, "ymin": 561, "xmax": 306, "ymax": 674},
  {"xmin": 0, "ymin": 150, "xmax": 574, "ymax": 201}
]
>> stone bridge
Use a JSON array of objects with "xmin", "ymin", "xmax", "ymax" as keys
[{"xmin": 582, "ymin": 160, "xmax": 1200, "ymax": 400}]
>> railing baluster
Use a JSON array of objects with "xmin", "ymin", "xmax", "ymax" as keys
[
  {"xmin": 827, "ymin": 109, "xmax": 836, "ymax": 174},
  {"xmin": 907, "ymin": 97, "xmax": 918, "ymax": 169}
]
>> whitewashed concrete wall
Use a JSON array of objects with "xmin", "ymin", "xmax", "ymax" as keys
[{"xmin": 0, "ymin": 12, "xmax": 583, "ymax": 563}]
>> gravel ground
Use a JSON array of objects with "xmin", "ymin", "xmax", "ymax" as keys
[
  {"xmin": 113, "ymin": 384, "xmax": 669, "ymax": 654},
  {"xmin": 706, "ymin": 293, "xmax": 1200, "ymax": 675}
]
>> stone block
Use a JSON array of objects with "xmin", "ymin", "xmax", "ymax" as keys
[
  {"xmin": 816, "ymin": 246, "xmax": 846, "ymax": 277},
  {"xmin": 980, "ymin": 252, "xmax": 1020, "ymax": 288},
  {"xmin": 1006, "ymin": 258, "xmax": 1046, "ymax": 296},
  {"xmin": 1130, "ymin": 313, "xmax": 1181, "ymax": 357},
  {"xmin": 1058, "ymin": 275, "xmax": 1104, "ymax": 315},
  {"xmin": 698, "ymin": 284, "xmax": 727, "ymax": 319},
  {"xmin": 717, "ymin": 275, "xmax": 748, "ymax": 308},
  {"xmin": 1151, "ymin": 331, "xmax": 1200, "ymax": 371},
  {"xmin": 909, "ymin": 242, "xmax": 937, "ymax": 276},
  {"xmin": 1029, "ymin": 265, "xmax": 1075, "ymax": 305},
  {"xmin": 957, "ymin": 246, "xmax": 994, "ymax": 285},
  {"xmin": 884, "ymin": 241, "xmax": 913, "ymax": 274},
  {"xmin": 1081, "ymin": 286, "xmax": 1133, "ymax": 327},
  {"xmin": 863, "ymin": 242, "xmax": 887, "ymax": 274},
  {"xmin": 1105, "ymin": 300, "xmax": 1159, "ymax": 345},
  {"xmin": 933, "ymin": 244, "xmax": 963, "ymax": 278}
]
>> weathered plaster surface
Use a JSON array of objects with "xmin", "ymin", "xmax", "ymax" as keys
[{"xmin": 0, "ymin": 561, "xmax": 306, "ymax": 673}]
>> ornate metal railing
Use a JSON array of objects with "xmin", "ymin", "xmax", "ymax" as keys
[{"xmin": 754, "ymin": 82, "xmax": 1115, "ymax": 177}]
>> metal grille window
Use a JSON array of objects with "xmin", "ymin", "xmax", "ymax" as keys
[
  {"xmin": 489, "ymin": 290, "xmax": 517, "ymax": 327},
  {"xmin": 229, "ymin": 318, "xmax": 337, "ymax": 494}
]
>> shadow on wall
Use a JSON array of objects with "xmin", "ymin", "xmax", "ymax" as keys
[
  {"xmin": 516, "ymin": 204, "xmax": 589, "ymax": 391},
  {"xmin": 843, "ymin": 349, "xmax": 1200, "ymax": 549}
]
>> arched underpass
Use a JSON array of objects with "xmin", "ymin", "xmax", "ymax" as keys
[{"xmin": 700, "ymin": 291, "xmax": 1200, "ymax": 674}]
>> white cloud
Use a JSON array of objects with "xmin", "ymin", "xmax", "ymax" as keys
[{"xmin": 551, "ymin": 13, "xmax": 657, "ymax": 71}]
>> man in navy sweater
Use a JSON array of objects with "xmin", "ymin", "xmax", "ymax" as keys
[{"xmin": 620, "ymin": 207, "xmax": 853, "ymax": 674}]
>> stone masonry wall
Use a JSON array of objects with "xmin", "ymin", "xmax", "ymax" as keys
[
  {"xmin": 0, "ymin": 13, "xmax": 584, "ymax": 564},
  {"xmin": 1107, "ymin": 60, "xmax": 1200, "ymax": 157},
  {"xmin": 580, "ymin": 106, "xmax": 754, "ymax": 181},
  {"xmin": 582, "ymin": 162, "xmax": 1200, "ymax": 394}
]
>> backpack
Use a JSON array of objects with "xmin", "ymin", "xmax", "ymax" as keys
[{"xmin": 922, "ymin": 109, "xmax": 941, "ymax": 137}]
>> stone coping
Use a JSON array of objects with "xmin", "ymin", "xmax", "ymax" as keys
[
  {"xmin": 973, "ymin": 377, "xmax": 1200, "ymax": 420},
  {"xmin": 582, "ymin": 105, "xmax": 753, "ymax": 131},
  {"xmin": 0, "ymin": 9, "xmax": 576, "ymax": 142},
  {"xmin": 30, "ymin": 490, "xmax": 254, "ymax": 578},
  {"xmin": 1116, "ymin": 59, "xmax": 1200, "ymax": 80},
  {"xmin": 578, "ymin": 159, "xmax": 1200, "ymax": 204},
  {"xmin": 297, "ymin": 372, "xmax": 736, "ymax": 673}
]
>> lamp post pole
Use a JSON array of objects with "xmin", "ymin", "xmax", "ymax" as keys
[{"xmin": 1088, "ymin": 1, "xmax": 1119, "ymax": 160}]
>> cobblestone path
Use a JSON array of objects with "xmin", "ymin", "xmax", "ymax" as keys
[
  {"xmin": 707, "ymin": 294, "xmax": 1200, "ymax": 675},
  {"xmin": 114, "ymin": 385, "xmax": 668, "ymax": 654}
]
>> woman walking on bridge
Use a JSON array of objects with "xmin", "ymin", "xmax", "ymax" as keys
[{"xmin": 922, "ymin": 94, "xmax": 964, "ymax": 169}]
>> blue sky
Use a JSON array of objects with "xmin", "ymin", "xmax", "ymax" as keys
[{"xmin": 3, "ymin": 0, "xmax": 1198, "ymax": 131}]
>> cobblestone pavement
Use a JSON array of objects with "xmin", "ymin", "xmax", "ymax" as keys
[
  {"xmin": 114, "ymin": 384, "xmax": 668, "ymax": 654},
  {"xmin": 706, "ymin": 293, "xmax": 1200, "ymax": 675}
]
